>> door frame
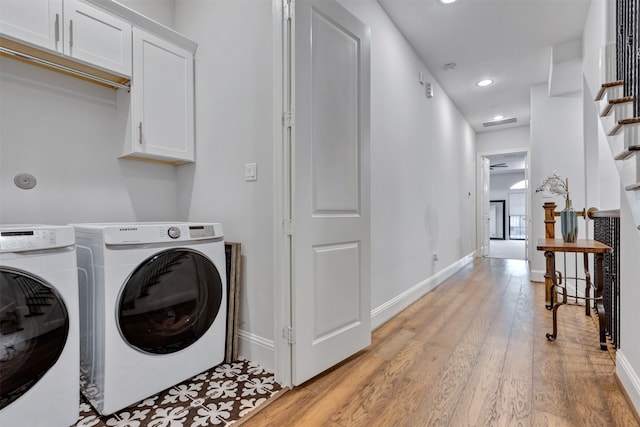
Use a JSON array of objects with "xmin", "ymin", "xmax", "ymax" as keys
[
  {"xmin": 476, "ymin": 148, "xmax": 531, "ymax": 261},
  {"xmin": 272, "ymin": 0, "xmax": 292, "ymax": 387},
  {"xmin": 272, "ymin": 0, "xmax": 372, "ymax": 387}
]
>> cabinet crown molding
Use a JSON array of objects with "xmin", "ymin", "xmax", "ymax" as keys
[{"xmin": 85, "ymin": 0, "xmax": 198, "ymax": 53}]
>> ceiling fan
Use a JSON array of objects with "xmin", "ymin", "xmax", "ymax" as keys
[{"xmin": 490, "ymin": 162, "xmax": 507, "ymax": 170}]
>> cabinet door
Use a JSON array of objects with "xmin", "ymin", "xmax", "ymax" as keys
[
  {"xmin": 63, "ymin": 0, "xmax": 131, "ymax": 76},
  {"xmin": 0, "ymin": 0, "xmax": 63, "ymax": 52},
  {"xmin": 131, "ymin": 28, "xmax": 194, "ymax": 163}
]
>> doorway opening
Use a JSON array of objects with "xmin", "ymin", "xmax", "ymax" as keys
[{"xmin": 478, "ymin": 150, "xmax": 530, "ymax": 261}]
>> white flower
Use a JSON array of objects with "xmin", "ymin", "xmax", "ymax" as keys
[{"xmin": 536, "ymin": 171, "xmax": 570, "ymax": 200}]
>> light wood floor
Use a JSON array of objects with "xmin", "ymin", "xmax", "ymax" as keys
[{"xmin": 244, "ymin": 258, "xmax": 639, "ymax": 427}]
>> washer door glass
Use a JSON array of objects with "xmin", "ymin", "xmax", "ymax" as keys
[
  {"xmin": 118, "ymin": 249, "xmax": 223, "ymax": 355},
  {"xmin": 0, "ymin": 267, "xmax": 69, "ymax": 410}
]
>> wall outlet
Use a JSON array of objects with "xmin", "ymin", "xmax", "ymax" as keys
[{"xmin": 432, "ymin": 253, "xmax": 439, "ymax": 261}]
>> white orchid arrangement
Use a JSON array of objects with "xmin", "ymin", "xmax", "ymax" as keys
[{"xmin": 535, "ymin": 172, "xmax": 570, "ymax": 203}]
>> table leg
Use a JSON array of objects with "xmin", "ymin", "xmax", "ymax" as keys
[
  {"xmin": 595, "ymin": 253, "xmax": 607, "ymax": 351},
  {"xmin": 546, "ymin": 276, "xmax": 568, "ymax": 342},
  {"xmin": 544, "ymin": 250, "xmax": 556, "ymax": 310},
  {"xmin": 584, "ymin": 252, "xmax": 591, "ymax": 317},
  {"xmin": 545, "ymin": 250, "xmax": 567, "ymax": 342}
]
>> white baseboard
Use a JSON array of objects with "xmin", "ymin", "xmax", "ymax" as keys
[
  {"xmin": 530, "ymin": 269, "xmax": 545, "ymax": 283},
  {"xmin": 371, "ymin": 252, "xmax": 476, "ymax": 330},
  {"xmin": 238, "ymin": 329, "xmax": 275, "ymax": 373},
  {"xmin": 239, "ymin": 251, "xmax": 476, "ymax": 373},
  {"xmin": 616, "ymin": 350, "xmax": 640, "ymax": 415}
]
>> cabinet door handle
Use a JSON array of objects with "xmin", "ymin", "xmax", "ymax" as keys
[
  {"xmin": 69, "ymin": 20, "xmax": 73, "ymax": 50},
  {"xmin": 138, "ymin": 122, "xmax": 143, "ymax": 144},
  {"xmin": 54, "ymin": 14, "xmax": 60, "ymax": 47}
]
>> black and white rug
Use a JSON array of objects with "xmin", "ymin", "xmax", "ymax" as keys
[{"xmin": 73, "ymin": 360, "xmax": 283, "ymax": 426}]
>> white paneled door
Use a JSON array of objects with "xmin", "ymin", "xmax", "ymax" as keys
[{"xmin": 292, "ymin": 0, "xmax": 371, "ymax": 385}]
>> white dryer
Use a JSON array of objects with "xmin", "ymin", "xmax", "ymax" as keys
[
  {"xmin": 73, "ymin": 222, "xmax": 226, "ymax": 415},
  {"xmin": 0, "ymin": 225, "xmax": 79, "ymax": 427}
]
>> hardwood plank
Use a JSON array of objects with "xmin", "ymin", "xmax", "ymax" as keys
[
  {"xmin": 531, "ymin": 409, "xmax": 574, "ymax": 426},
  {"xmin": 411, "ymin": 342, "xmax": 479, "ymax": 426},
  {"xmin": 242, "ymin": 259, "xmax": 639, "ymax": 427},
  {"xmin": 373, "ymin": 328, "xmax": 416, "ymax": 361},
  {"xmin": 328, "ymin": 338, "xmax": 426, "ymax": 426},
  {"xmin": 278, "ymin": 354, "xmax": 387, "ymax": 427},
  {"xmin": 495, "ymin": 376, "xmax": 532, "ymax": 426},
  {"xmin": 366, "ymin": 377, "xmax": 428, "ymax": 427},
  {"xmin": 448, "ymin": 336, "xmax": 507, "ymax": 426}
]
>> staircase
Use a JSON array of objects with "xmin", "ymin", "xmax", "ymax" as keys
[{"xmin": 596, "ymin": 0, "xmax": 640, "ymax": 232}]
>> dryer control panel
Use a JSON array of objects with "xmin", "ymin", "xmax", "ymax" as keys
[{"xmin": 85, "ymin": 223, "xmax": 223, "ymax": 245}]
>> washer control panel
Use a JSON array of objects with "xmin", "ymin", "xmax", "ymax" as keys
[
  {"xmin": 167, "ymin": 226, "xmax": 181, "ymax": 239},
  {"xmin": 0, "ymin": 226, "xmax": 75, "ymax": 252}
]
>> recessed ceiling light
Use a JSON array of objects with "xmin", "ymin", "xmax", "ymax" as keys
[
  {"xmin": 476, "ymin": 79, "xmax": 494, "ymax": 87},
  {"xmin": 440, "ymin": 0, "xmax": 457, "ymax": 3},
  {"xmin": 492, "ymin": 115, "xmax": 505, "ymax": 121}
]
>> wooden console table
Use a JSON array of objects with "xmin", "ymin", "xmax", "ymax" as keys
[{"xmin": 536, "ymin": 238, "xmax": 612, "ymax": 350}]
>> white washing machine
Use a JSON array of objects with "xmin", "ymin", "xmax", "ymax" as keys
[
  {"xmin": 0, "ymin": 225, "xmax": 79, "ymax": 427},
  {"xmin": 73, "ymin": 222, "xmax": 226, "ymax": 415}
]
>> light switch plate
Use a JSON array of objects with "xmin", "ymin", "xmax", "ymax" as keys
[{"xmin": 245, "ymin": 163, "xmax": 257, "ymax": 181}]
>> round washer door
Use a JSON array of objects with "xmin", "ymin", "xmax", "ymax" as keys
[
  {"xmin": 118, "ymin": 248, "xmax": 223, "ymax": 355},
  {"xmin": 0, "ymin": 267, "xmax": 69, "ymax": 409}
]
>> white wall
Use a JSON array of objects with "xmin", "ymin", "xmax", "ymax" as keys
[
  {"xmin": 490, "ymin": 172, "xmax": 525, "ymax": 203},
  {"xmin": 171, "ymin": 0, "xmax": 477, "ymax": 372},
  {"xmin": 582, "ymin": 0, "xmax": 640, "ymax": 414},
  {"xmin": 118, "ymin": 0, "xmax": 175, "ymax": 28},
  {"xmin": 172, "ymin": 0, "xmax": 277, "ymax": 366},
  {"xmin": 618, "ymin": 190, "xmax": 640, "ymax": 412},
  {"xmin": 339, "ymin": 1, "xmax": 476, "ymax": 321},
  {"xmin": 1, "ymin": 0, "xmax": 475, "ymax": 377},
  {"xmin": 0, "ymin": 59, "xmax": 178, "ymax": 225},
  {"xmin": 529, "ymin": 83, "xmax": 584, "ymax": 280},
  {"xmin": 476, "ymin": 126, "xmax": 530, "ymax": 154}
]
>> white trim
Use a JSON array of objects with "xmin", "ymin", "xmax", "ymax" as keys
[
  {"xmin": 476, "ymin": 147, "xmax": 531, "ymax": 261},
  {"xmin": 273, "ymin": 0, "xmax": 292, "ymax": 388},
  {"xmin": 530, "ymin": 269, "xmax": 545, "ymax": 283},
  {"xmin": 371, "ymin": 252, "xmax": 476, "ymax": 330},
  {"xmin": 85, "ymin": 0, "xmax": 197, "ymax": 52},
  {"xmin": 238, "ymin": 330, "xmax": 276, "ymax": 373},
  {"xmin": 616, "ymin": 350, "xmax": 640, "ymax": 415}
]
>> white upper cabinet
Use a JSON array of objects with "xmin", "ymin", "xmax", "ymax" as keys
[
  {"xmin": 0, "ymin": 0, "xmax": 131, "ymax": 76},
  {"xmin": 2, "ymin": 0, "xmax": 197, "ymax": 164},
  {"xmin": 121, "ymin": 28, "xmax": 194, "ymax": 164},
  {"xmin": 63, "ymin": 0, "xmax": 131, "ymax": 76},
  {"xmin": 0, "ymin": 0, "xmax": 62, "ymax": 51}
]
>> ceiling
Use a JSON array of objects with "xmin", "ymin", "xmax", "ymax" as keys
[
  {"xmin": 486, "ymin": 152, "xmax": 526, "ymax": 175},
  {"xmin": 377, "ymin": 0, "xmax": 592, "ymax": 133}
]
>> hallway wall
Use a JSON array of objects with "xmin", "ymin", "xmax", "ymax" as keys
[
  {"xmin": 529, "ymin": 84, "xmax": 584, "ymax": 280},
  {"xmin": 340, "ymin": 1, "xmax": 477, "ymax": 328},
  {"xmin": 582, "ymin": 0, "xmax": 640, "ymax": 413}
]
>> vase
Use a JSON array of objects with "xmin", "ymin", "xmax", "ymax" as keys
[{"xmin": 560, "ymin": 200, "xmax": 578, "ymax": 242}]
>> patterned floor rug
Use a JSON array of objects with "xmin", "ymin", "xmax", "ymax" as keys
[{"xmin": 73, "ymin": 360, "xmax": 284, "ymax": 426}]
